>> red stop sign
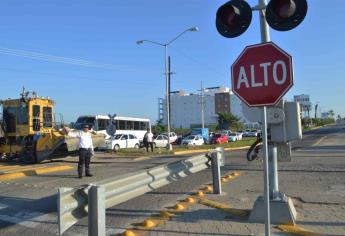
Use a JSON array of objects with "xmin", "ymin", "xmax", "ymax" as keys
[{"xmin": 231, "ymin": 42, "xmax": 293, "ymax": 107}]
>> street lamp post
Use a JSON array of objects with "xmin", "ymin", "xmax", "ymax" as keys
[{"xmin": 137, "ymin": 27, "xmax": 198, "ymax": 150}]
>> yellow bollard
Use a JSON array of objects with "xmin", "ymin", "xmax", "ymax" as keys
[
  {"xmin": 142, "ymin": 219, "xmax": 155, "ymax": 228},
  {"xmin": 185, "ymin": 197, "xmax": 195, "ymax": 203},
  {"xmin": 122, "ymin": 230, "xmax": 136, "ymax": 236},
  {"xmin": 174, "ymin": 203, "xmax": 185, "ymax": 211}
]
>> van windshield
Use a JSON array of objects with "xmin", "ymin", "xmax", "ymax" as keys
[
  {"xmin": 76, "ymin": 117, "xmax": 95, "ymax": 124},
  {"xmin": 74, "ymin": 117, "xmax": 95, "ymax": 130}
]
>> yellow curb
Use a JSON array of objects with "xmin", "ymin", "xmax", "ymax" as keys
[
  {"xmin": 184, "ymin": 197, "xmax": 195, "ymax": 204},
  {"xmin": 0, "ymin": 165, "xmax": 73, "ymax": 181},
  {"xmin": 34, "ymin": 165, "xmax": 74, "ymax": 174},
  {"xmin": 173, "ymin": 149, "xmax": 211, "ymax": 155},
  {"xmin": 276, "ymin": 224, "xmax": 324, "ymax": 236},
  {"xmin": 223, "ymin": 146, "xmax": 251, "ymax": 151},
  {"xmin": 174, "ymin": 145, "xmax": 251, "ymax": 155},
  {"xmin": 122, "ymin": 230, "xmax": 136, "ymax": 236}
]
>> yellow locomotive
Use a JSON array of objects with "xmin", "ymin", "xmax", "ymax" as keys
[{"xmin": 0, "ymin": 89, "xmax": 105, "ymax": 163}]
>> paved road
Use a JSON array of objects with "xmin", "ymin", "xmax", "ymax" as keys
[{"xmin": 0, "ymin": 123, "xmax": 344, "ymax": 235}]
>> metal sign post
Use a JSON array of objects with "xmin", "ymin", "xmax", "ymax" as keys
[
  {"xmin": 262, "ymin": 106, "xmax": 271, "ymax": 235},
  {"xmin": 259, "ymin": 0, "xmax": 271, "ymax": 235}
]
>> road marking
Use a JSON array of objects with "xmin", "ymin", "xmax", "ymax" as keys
[
  {"xmin": 198, "ymin": 198, "xmax": 250, "ymax": 218},
  {"xmin": 276, "ymin": 224, "xmax": 324, "ymax": 236},
  {"xmin": 297, "ymin": 149, "xmax": 345, "ymax": 153},
  {"xmin": 0, "ymin": 203, "xmax": 7, "ymax": 210},
  {"xmin": 312, "ymin": 136, "xmax": 327, "ymax": 146},
  {"xmin": 134, "ymin": 156, "xmax": 151, "ymax": 161},
  {"xmin": 0, "ymin": 211, "xmax": 56, "ymax": 230},
  {"xmin": 0, "ymin": 165, "xmax": 73, "ymax": 181}
]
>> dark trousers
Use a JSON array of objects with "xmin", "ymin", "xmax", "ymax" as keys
[
  {"xmin": 145, "ymin": 142, "xmax": 153, "ymax": 152},
  {"xmin": 78, "ymin": 148, "xmax": 92, "ymax": 176}
]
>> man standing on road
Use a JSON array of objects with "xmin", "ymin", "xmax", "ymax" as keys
[
  {"xmin": 143, "ymin": 128, "xmax": 153, "ymax": 152},
  {"xmin": 65, "ymin": 125, "xmax": 95, "ymax": 178}
]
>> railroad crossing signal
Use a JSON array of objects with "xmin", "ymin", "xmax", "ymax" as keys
[
  {"xmin": 216, "ymin": 0, "xmax": 308, "ymax": 38},
  {"xmin": 216, "ymin": 0, "xmax": 252, "ymax": 38}
]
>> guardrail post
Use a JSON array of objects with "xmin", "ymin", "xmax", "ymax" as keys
[
  {"xmin": 211, "ymin": 151, "xmax": 222, "ymax": 194},
  {"xmin": 58, "ymin": 187, "xmax": 73, "ymax": 236},
  {"xmin": 215, "ymin": 147, "xmax": 225, "ymax": 166},
  {"xmin": 88, "ymin": 185, "xmax": 106, "ymax": 236}
]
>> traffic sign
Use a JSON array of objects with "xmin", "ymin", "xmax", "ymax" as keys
[{"xmin": 231, "ymin": 42, "xmax": 293, "ymax": 107}]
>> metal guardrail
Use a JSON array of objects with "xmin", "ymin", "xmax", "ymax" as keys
[{"xmin": 58, "ymin": 154, "xmax": 212, "ymax": 235}]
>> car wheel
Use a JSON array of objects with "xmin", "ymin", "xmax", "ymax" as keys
[
  {"xmin": 113, "ymin": 144, "xmax": 120, "ymax": 151},
  {"xmin": 134, "ymin": 143, "xmax": 139, "ymax": 149}
]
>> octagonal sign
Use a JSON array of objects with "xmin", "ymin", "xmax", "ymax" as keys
[{"xmin": 231, "ymin": 42, "xmax": 293, "ymax": 107}]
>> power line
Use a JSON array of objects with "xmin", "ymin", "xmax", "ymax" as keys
[
  {"xmin": 0, "ymin": 66, "xmax": 161, "ymax": 87},
  {"xmin": 0, "ymin": 46, "xmax": 158, "ymax": 74},
  {"xmin": 171, "ymin": 47, "xmax": 228, "ymax": 79}
]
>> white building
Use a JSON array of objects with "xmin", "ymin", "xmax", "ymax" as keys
[
  {"xmin": 294, "ymin": 94, "xmax": 312, "ymax": 118},
  {"xmin": 160, "ymin": 86, "xmax": 248, "ymax": 128}
]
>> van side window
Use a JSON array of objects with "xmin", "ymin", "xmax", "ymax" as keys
[{"xmin": 97, "ymin": 119, "xmax": 108, "ymax": 130}]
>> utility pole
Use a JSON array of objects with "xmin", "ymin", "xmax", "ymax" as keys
[
  {"xmin": 168, "ymin": 56, "xmax": 172, "ymax": 131},
  {"xmin": 201, "ymin": 81, "xmax": 205, "ymax": 128}
]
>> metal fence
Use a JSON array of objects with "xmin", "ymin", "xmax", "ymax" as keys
[{"xmin": 58, "ymin": 149, "xmax": 224, "ymax": 235}]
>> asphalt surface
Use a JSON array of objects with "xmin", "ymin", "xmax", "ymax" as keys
[{"xmin": 0, "ymin": 123, "xmax": 344, "ymax": 235}]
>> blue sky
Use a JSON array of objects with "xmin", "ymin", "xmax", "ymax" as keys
[{"xmin": 0, "ymin": 0, "xmax": 344, "ymax": 123}]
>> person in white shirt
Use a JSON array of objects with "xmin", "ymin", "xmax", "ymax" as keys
[
  {"xmin": 143, "ymin": 128, "xmax": 154, "ymax": 152},
  {"xmin": 67, "ymin": 124, "xmax": 95, "ymax": 178}
]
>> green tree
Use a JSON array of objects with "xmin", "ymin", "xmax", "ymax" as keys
[
  {"xmin": 217, "ymin": 112, "xmax": 242, "ymax": 130},
  {"xmin": 152, "ymin": 123, "xmax": 165, "ymax": 135},
  {"xmin": 329, "ymin": 109, "xmax": 335, "ymax": 118}
]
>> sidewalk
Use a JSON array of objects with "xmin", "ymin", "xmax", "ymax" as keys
[{"xmin": 125, "ymin": 156, "xmax": 345, "ymax": 236}]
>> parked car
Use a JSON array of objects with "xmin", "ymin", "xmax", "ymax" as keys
[
  {"xmin": 153, "ymin": 134, "xmax": 169, "ymax": 148},
  {"xmin": 220, "ymin": 130, "xmax": 232, "ymax": 136},
  {"xmin": 210, "ymin": 133, "xmax": 228, "ymax": 144},
  {"xmin": 161, "ymin": 132, "xmax": 178, "ymax": 143},
  {"xmin": 236, "ymin": 132, "xmax": 243, "ymax": 140},
  {"xmin": 228, "ymin": 132, "xmax": 239, "ymax": 142},
  {"xmin": 103, "ymin": 134, "xmax": 140, "ymax": 151},
  {"xmin": 243, "ymin": 129, "xmax": 251, "ymax": 137},
  {"xmin": 246, "ymin": 130, "xmax": 258, "ymax": 137},
  {"xmin": 181, "ymin": 135, "xmax": 204, "ymax": 146},
  {"xmin": 191, "ymin": 128, "xmax": 209, "ymax": 143}
]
